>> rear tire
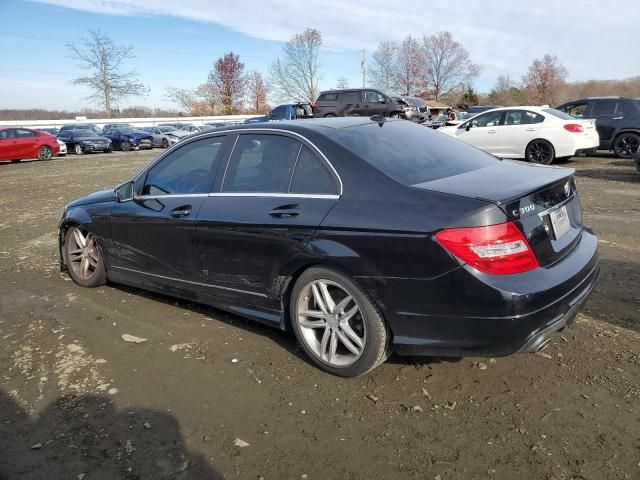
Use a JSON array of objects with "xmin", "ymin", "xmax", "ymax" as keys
[
  {"xmin": 37, "ymin": 146, "xmax": 52, "ymax": 161},
  {"xmin": 390, "ymin": 112, "xmax": 405, "ymax": 119},
  {"xmin": 64, "ymin": 225, "xmax": 107, "ymax": 288},
  {"xmin": 74, "ymin": 144, "xmax": 83, "ymax": 155},
  {"xmin": 613, "ymin": 132, "xmax": 640, "ymax": 159},
  {"xmin": 121, "ymin": 141, "xmax": 131, "ymax": 152},
  {"xmin": 290, "ymin": 267, "xmax": 390, "ymax": 377},
  {"xmin": 526, "ymin": 139, "xmax": 555, "ymax": 165},
  {"xmin": 324, "ymin": 113, "xmax": 336, "ymax": 118}
]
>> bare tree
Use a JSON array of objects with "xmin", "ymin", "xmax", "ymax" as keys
[
  {"xmin": 67, "ymin": 30, "xmax": 148, "ymax": 118},
  {"xmin": 522, "ymin": 54, "xmax": 568, "ymax": 105},
  {"xmin": 165, "ymin": 79, "xmax": 219, "ymax": 116},
  {"xmin": 394, "ymin": 36, "xmax": 424, "ymax": 95},
  {"xmin": 209, "ymin": 52, "xmax": 245, "ymax": 115},
  {"xmin": 269, "ymin": 28, "xmax": 322, "ymax": 103},
  {"xmin": 369, "ymin": 41, "xmax": 397, "ymax": 91},
  {"xmin": 336, "ymin": 76, "xmax": 349, "ymax": 89},
  {"xmin": 246, "ymin": 70, "xmax": 270, "ymax": 113},
  {"xmin": 488, "ymin": 74, "xmax": 527, "ymax": 106},
  {"xmin": 422, "ymin": 31, "xmax": 481, "ymax": 100}
]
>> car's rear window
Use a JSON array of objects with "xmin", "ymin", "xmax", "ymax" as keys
[
  {"xmin": 329, "ymin": 120, "xmax": 499, "ymax": 185},
  {"xmin": 543, "ymin": 108, "xmax": 575, "ymax": 120}
]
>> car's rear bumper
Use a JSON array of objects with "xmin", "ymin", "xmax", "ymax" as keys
[{"xmin": 357, "ymin": 228, "xmax": 599, "ymax": 357}]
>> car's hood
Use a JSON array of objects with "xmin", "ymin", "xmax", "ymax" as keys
[
  {"xmin": 70, "ymin": 135, "xmax": 110, "ymax": 141},
  {"xmin": 123, "ymin": 131, "xmax": 152, "ymax": 140},
  {"xmin": 66, "ymin": 188, "xmax": 115, "ymax": 208},
  {"xmin": 436, "ymin": 126, "xmax": 457, "ymax": 136},
  {"xmin": 170, "ymin": 130, "xmax": 191, "ymax": 137}
]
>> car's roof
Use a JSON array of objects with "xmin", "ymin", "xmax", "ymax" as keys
[{"xmin": 191, "ymin": 116, "xmax": 391, "ymax": 136}]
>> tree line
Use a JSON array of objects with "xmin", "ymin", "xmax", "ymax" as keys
[{"xmin": 5, "ymin": 28, "xmax": 640, "ymax": 120}]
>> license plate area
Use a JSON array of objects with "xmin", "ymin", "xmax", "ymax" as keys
[{"xmin": 549, "ymin": 205, "xmax": 570, "ymax": 239}]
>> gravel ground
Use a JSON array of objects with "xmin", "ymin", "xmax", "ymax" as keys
[{"xmin": 0, "ymin": 150, "xmax": 638, "ymax": 480}]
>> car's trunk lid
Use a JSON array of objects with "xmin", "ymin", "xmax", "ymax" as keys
[{"xmin": 414, "ymin": 160, "xmax": 582, "ymax": 267}]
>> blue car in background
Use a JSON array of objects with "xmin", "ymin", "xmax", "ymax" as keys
[
  {"xmin": 243, "ymin": 102, "xmax": 313, "ymax": 123},
  {"xmin": 101, "ymin": 126, "xmax": 153, "ymax": 151}
]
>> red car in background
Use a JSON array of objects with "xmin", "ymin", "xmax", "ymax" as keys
[{"xmin": 0, "ymin": 127, "xmax": 60, "ymax": 163}]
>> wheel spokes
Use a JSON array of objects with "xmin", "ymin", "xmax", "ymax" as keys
[
  {"xmin": 73, "ymin": 229, "xmax": 86, "ymax": 248},
  {"xmin": 317, "ymin": 281, "xmax": 336, "ymax": 312}
]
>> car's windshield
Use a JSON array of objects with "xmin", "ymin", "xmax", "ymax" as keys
[
  {"xmin": 380, "ymin": 89, "xmax": 403, "ymax": 100},
  {"xmin": 543, "ymin": 108, "xmax": 575, "ymax": 120},
  {"xmin": 159, "ymin": 126, "xmax": 178, "ymax": 133},
  {"xmin": 329, "ymin": 121, "xmax": 499, "ymax": 185},
  {"xmin": 118, "ymin": 127, "xmax": 137, "ymax": 134}
]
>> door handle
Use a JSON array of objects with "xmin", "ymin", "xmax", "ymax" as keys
[
  {"xmin": 525, "ymin": 128, "xmax": 537, "ymax": 132},
  {"xmin": 487, "ymin": 130, "xmax": 497, "ymax": 134},
  {"xmin": 269, "ymin": 204, "xmax": 300, "ymax": 218},
  {"xmin": 170, "ymin": 206, "xmax": 192, "ymax": 217}
]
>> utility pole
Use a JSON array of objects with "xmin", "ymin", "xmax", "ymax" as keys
[{"xmin": 361, "ymin": 49, "xmax": 366, "ymax": 88}]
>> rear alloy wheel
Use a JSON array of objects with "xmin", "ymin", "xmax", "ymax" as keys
[
  {"xmin": 324, "ymin": 113, "xmax": 336, "ymax": 118},
  {"xmin": 121, "ymin": 141, "xmax": 131, "ymax": 152},
  {"xmin": 65, "ymin": 225, "xmax": 106, "ymax": 288},
  {"xmin": 526, "ymin": 139, "xmax": 555, "ymax": 165},
  {"xmin": 74, "ymin": 144, "xmax": 83, "ymax": 155},
  {"xmin": 37, "ymin": 146, "xmax": 52, "ymax": 161},
  {"xmin": 390, "ymin": 112, "xmax": 405, "ymax": 119},
  {"xmin": 290, "ymin": 267, "xmax": 389, "ymax": 377},
  {"xmin": 162, "ymin": 138, "xmax": 169, "ymax": 148},
  {"xmin": 613, "ymin": 133, "xmax": 640, "ymax": 159}
]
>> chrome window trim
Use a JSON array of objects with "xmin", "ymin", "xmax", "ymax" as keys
[
  {"xmin": 112, "ymin": 266, "xmax": 268, "ymax": 298},
  {"xmin": 134, "ymin": 193, "xmax": 210, "ymax": 200},
  {"xmin": 208, "ymin": 193, "xmax": 340, "ymax": 199},
  {"xmin": 133, "ymin": 128, "xmax": 344, "ymax": 196}
]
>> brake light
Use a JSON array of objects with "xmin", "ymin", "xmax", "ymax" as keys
[
  {"xmin": 563, "ymin": 124, "xmax": 584, "ymax": 133},
  {"xmin": 435, "ymin": 222, "xmax": 538, "ymax": 275}
]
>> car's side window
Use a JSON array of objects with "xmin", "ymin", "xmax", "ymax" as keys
[
  {"xmin": 14, "ymin": 129, "xmax": 37, "ymax": 138},
  {"xmin": 290, "ymin": 146, "xmax": 338, "ymax": 195},
  {"xmin": 0, "ymin": 129, "xmax": 15, "ymax": 139},
  {"xmin": 142, "ymin": 136, "xmax": 227, "ymax": 196},
  {"xmin": 526, "ymin": 111, "xmax": 544, "ymax": 124},
  {"xmin": 592, "ymin": 101, "xmax": 618, "ymax": 117},
  {"xmin": 364, "ymin": 91, "xmax": 384, "ymax": 103},
  {"xmin": 339, "ymin": 91, "xmax": 362, "ymax": 104},
  {"xmin": 222, "ymin": 134, "xmax": 301, "ymax": 193},
  {"xmin": 562, "ymin": 103, "xmax": 588, "ymax": 118},
  {"xmin": 504, "ymin": 110, "xmax": 528, "ymax": 125},
  {"xmin": 471, "ymin": 111, "xmax": 503, "ymax": 128}
]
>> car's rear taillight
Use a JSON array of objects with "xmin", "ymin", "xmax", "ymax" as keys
[
  {"xmin": 563, "ymin": 124, "xmax": 584, "ymax": 133},
  {"xmin": 435, "ymin": 222, "xmax": 539, "ymax": 275}
]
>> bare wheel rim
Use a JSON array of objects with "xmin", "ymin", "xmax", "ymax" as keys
[
  {"xmin": 67, "ymin": 228, "xmax": 99, "ymax": 280},
  {"xmin": 529, "ymin": 141, "xmax": 552, "ymax": 163},
  {"xmin": 614, "ymin": 134, "xmax": 639, "ymax": 158},
  {"xmin": 75, "ymin": 144, "xmax": 83, "ymax": 155},
  {"xmin": 296, "ymin": 279, "xmax": 366, "ymax": 367},
  {"xmin": 39, "ymin": 146, "xmax": 51, "ymax": 160}
]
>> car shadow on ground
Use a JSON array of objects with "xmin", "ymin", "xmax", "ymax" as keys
[
  {"xmin": 109, "ymin": 283, "xmax": 462, "ymax": 371},
  {"xmin": 0, "ymin": 390, "xmax": 222, "ymax": 480}
]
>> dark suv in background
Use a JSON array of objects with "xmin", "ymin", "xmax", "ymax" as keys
[
  {"xmin": 313, "ymin": 89, "xmax": 415, "ymax": 120},
  {"xmin": 557, "ymin": 96, "xmax": 640, "ymax": 158}
]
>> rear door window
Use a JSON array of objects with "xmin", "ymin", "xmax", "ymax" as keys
[
  {"xmin": 592, "ymin": 101, "xmax": 618, "ymax": 117},
  {"xmin": 471, "ymin": 111, "xmax": 504, "ymax": 127},
  {"xmin": 0, "ymin": 129, "xmax": 15, "ymax": 139},
  {"xmin": 222, "ymin": 134, "xmax": 301, "ymax": 193},
  {"xmin": 15, "ymin": 129, "xmax": 37, "ymax": 138},
  {"xmin": 339, "ymin": 91, "xmax": 362, "ymax": 104},
  {"xmin": 290, "ymin": 146, "xmax": 338, "ymax": 195},
  {"xmin": 364, "ymin": 91, "xmax": 385, "ymax": 103}
]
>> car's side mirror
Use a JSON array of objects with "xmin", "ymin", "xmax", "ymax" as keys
[
  {"xmin": 465, "ymin": 123, "xmax": 472, "ymax": 131},
  {"xmin": 115, "ymin": 181, "xmax": 134, "ymax": 202}
]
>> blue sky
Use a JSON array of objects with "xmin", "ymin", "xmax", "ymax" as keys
[{"xmin": 0, "ymin": 0, "xmax": 639, "ymax": 111}]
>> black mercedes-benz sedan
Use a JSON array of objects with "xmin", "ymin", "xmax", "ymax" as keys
[
  {"xmin": 57, "ymin": 128, "xmax": 113, "ymax": 155},
  {"xmin": 58, "ymin": 117, "xmax": 599, "ymax": 376}
]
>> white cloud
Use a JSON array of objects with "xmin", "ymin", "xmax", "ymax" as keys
[{"xmin": 28, "ymin": 0, "xmax": 640, "ymax": 87}]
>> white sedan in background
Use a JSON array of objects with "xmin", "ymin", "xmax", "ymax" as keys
[
  {"xmin": 57, "ymin": 138, "xmax": 67, "ymax": 156},
  {"xmin": 438, "ymin": 107, "xmax": 599, "ymax": 164}
]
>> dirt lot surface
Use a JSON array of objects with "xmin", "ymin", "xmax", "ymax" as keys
[{"xmin": 0, "ymin": 150, "xmax": 638, "ymax": 480}]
